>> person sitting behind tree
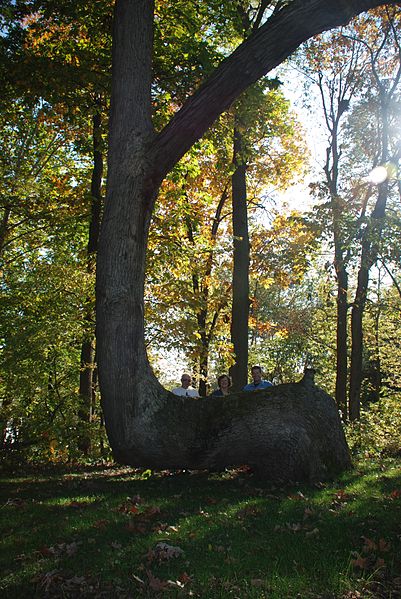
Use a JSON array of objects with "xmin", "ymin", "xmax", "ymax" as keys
[
  {"xmin": 172, "ymin": 373, "xmax": 199, "ymax": 397},
  {"xmin": 243, "ymin": 365, "xmax": 273, "ymax": 391},
  {"xmin": 211, "ymin": 374, "xmax": 232, "ymax": 397}
]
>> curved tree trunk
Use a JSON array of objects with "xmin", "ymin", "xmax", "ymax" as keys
[
  {"xmin": 96, "ymin": 0, "xmax": 394, "ymax": 477},
  {"xmin": 112, "ymin": 370, "xmax": 351, "ymax": 483}
]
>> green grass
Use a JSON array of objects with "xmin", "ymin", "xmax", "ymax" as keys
[{"xmin": 1, "ymin": 458, "xmax": 401, "ymax": 598}]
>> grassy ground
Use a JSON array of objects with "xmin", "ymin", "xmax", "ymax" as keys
[{"xmin": 1, "ymin": 457, "xmax": 401, "ymax": 598}]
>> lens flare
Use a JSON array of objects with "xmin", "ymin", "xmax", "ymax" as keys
[{"xmin": 368, "ymin": 166, "xmax": 388, "ymax": 185}]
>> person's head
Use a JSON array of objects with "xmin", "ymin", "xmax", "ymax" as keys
[
  {"xmin": 217, "ymin": 374, "xmax": 231, "ymax": 391},
  {"xmin": 181, "ymin": 373, "xmax": 192, "ymax": 389},
  {"xmin": 251, "ymin": 365, "xmax": 263, "ymax": 384}
]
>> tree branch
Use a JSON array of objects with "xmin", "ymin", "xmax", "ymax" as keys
[{"xmin": 152, "ymin": 0, "xmax": 400, "ymax": 180}]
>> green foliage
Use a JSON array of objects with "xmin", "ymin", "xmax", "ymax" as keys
[
  {"xmin": 346, "ymin": 394, "xmax": 401, "ymax": 458},
  {"xmin": 0, "ymin": 223, "xmax": 106, "ymax": 463}
]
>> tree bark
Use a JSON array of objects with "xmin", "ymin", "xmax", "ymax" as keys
[
  {"xmin": 230, "ymin": 124, "xmax": 250, "ymax": 391},
  {"xmin": 349, "ymin": 47, "xmax": 393, "ymax": 417},
  {"xmin": 349, "ymin": 184, "xmax": 389, "ymax": 419},
  {"xmin": 96, "ymin": 0, "xmax": 398, "ymax": 475},
  {"xmin": 112, "ymin": 370, "xmax": 351, "ymax": 483},
  {"xmin": 78, "ymin": 107, "xmax": 103, "ymax": 453}
]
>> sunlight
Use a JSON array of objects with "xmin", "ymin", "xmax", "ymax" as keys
[{"xmin": 368, "ymin": 165, "xmax": 388, "ymax": 185}]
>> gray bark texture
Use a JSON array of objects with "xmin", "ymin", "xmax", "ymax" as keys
[{"xmin": 112, "ymin": 370, "xmax": 351, "ymax": 483}]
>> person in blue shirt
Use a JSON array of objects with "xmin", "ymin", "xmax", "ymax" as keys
[{"xmin": 243, "ymin": 365, "xmax": 273, "ymax": 391}]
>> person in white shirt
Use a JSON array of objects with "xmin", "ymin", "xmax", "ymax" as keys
[{"xmin": 172, "ymin": 373, "xmax": 199, "ymax": 397}]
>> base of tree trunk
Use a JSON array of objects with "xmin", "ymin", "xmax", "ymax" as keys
[{"xmin": 110, "ymin": 370, "xmax": 351, "ymax": 483}]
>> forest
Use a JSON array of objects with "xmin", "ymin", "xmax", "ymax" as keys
[
  {"xmin": 1, "ymin": 0, "xmax": 401, "ymax": 464},
  {"xmin": 2, "ymin": 2, "xmax": 401, "ymax": 598}
]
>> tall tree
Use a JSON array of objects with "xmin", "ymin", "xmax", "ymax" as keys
[
  {"xmin": 296, "ymin": 32, "xmax": 368, "ymax": 418},
  {"xmin": 348, "ymin": 7, "xmax": 401, "ymax": 419},
  {"xmin": 97, "ymin": 0, "xmax": 398, "ymax": 470}
]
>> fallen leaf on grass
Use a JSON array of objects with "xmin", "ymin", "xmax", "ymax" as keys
[
  {"xmin": 378, "ymin": 538, "xmax": 391, "ymax": 552},
  {"xmin": 305, "ymin": 527, "xmax": 320, "ymax": 538},
  {"xmin": 144, "ymin": 506, "xmax": 161, "ymax": 517},
  {"xmin": 126, "ymin": 520, "xmax": 147, "ymax": 534},
  {"xmin": 303, "ymin": 507, "xmax": 315, "ymax": 519},
  {"xmin": 147, "ymin": 570, "xmax": 170, "ymax": 592},
  {"xmin": 178, "ymin": 572, "xmax": 193, "ymax": 585},
  {"xmin": 111, "ymin": 541, "xmax": 122, "ymax": 550},
  {"xmin": 288, "ymin": 492, "xmax": 307, "ymax": 501},
  {"xmin": 351, "ymin": 554, "xmax": 369, "ymax": 570},
  {"xmin": 236, "ymin": 505, "xmax": 261, "ymax": 519},
  {"xmin": 36, "ymin": 569, "xmax": 62, "ymax": 592},
  {"xmin": 389, "ymin": 489, "xmax": 401, "ymax": 499},
  {"xmin": 147, "ymin": 542, "xmax": 185, "ymax": 563},
  {"xmin": 362, "ymin": 537, "xmax": 377, "ymax": 552},
  {"xmin": 93, "ymin": 519, "xmax": 109, "ymax": 529},
  {"xmin": 39, "ymin": 541, "xmax": 80, "ymax": 558},
  {"xmin": 374, "ymin": 557, "xmax": 386, "ymax": 569}
]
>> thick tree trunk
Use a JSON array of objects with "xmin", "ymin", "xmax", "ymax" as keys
[
  {"xmin": 230, "ymin": 125, "xmax": 249, "ymax": 391},
  {"xmin": 96, "ymin": 0, "xmax": 395, "ymax": 477},
  {"xmin": 112, "ymin": 370, "xmax": 351, "ymax": 483}
]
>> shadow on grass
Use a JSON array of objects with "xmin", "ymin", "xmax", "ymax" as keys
[{"xmin": 1, "ymin": 460, "xmax": 401, "ymax": 598}]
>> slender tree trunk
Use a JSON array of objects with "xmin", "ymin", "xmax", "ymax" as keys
[
  {"xmin": 324, "ymin": 110, "xmax": 350, "ymax": 419},
  {"xmin": 230, "ymin": 124, "xmax": 249, "ymax": 391},
  {"xmin": 0, "ymin": 205, "xmax": 11, "ymax": 255},
  {"xmin": 335, "ymin": 266, "xmax": 348, "ymax": 418},
  {"xmin": 349, "ymin": 183, "xmax": 388, "ymax": 419},
  {"xmin": 199, "ymin": 327, "xmax": 209, "ymax": 397},
  {"xmin": 349, "ymin": 68, "xmax": 391, "ymax": 418},
  {"xmin": 333, "ymin": 224, "xmax": 349, "ymax": 419},
  {"xmin": 78, "ymin": 107, "xmax": 103, "ymax": 453}
]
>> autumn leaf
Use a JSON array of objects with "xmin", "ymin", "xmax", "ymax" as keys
[
  {"xmin": 178, "ymin": 572, "xmax": 193, "ymax": 585},
  {"xmin": 351, "ymin": 554, "xmax": 369, "ymax": 570},
  {"xmin": 378, "ymin": 538, "xmax": 391, "ymax": 552},
  {"xmin": 93, "ymin": 519, "xmax": 109, "ymax": 529},
  {"xmin": 147, "ymin": 542, "xmax": 185, "ymax": 563},
  {"xmin": 146, "ymin": 570, "xmax": 169, "ymax": 591},
  {"xmin": 126, "ymin": 520, "xmax": 147, "ymax": 534},
  {"xmin": 374, "ymin": 557, "xmax": 386, "ymax": 569},
  {"xmin": 362, "ymin": 537, "xmax": 377, "ymax": 553},
  {"xmin": 305, "ymin": 527, "xmax": 319, "ymax": 538}
]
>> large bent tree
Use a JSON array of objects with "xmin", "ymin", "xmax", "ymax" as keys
[{"xmin": 97, "ymin": 0, "xmax": 398, "ymax": 480}]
